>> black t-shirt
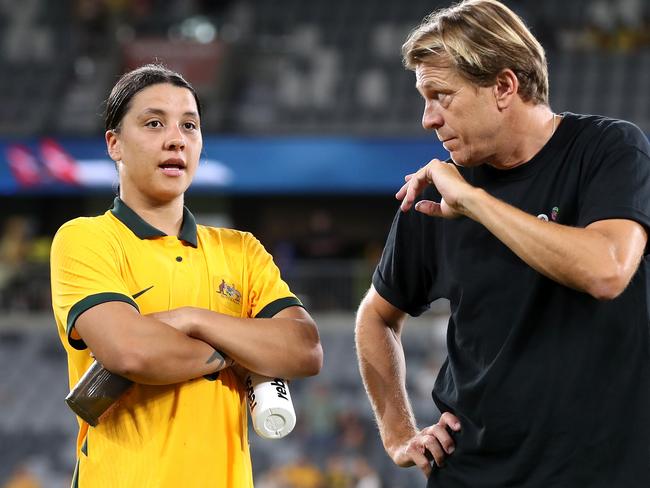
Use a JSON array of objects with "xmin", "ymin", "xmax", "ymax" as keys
[{"xmin": 373, "ymin": 113, "xmax": 650, "ymax": 487}]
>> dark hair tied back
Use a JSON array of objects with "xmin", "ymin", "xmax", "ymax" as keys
[{"xmin": 104, "ymin": 64, "xmax": 202, "ymax": 132}]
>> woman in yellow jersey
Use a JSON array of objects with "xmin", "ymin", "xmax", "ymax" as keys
[{"xmin": 50, "ymin": 64, "xmax": 323, "ymax": 488}]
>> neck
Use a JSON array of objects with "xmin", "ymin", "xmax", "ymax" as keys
[
  {"xmin": 489, "ymin": 104, "xmax": 557, "ymax": 170},
  {"xmin": 120, "ymin": 192, "xmax": 185, "ymax": 237}
]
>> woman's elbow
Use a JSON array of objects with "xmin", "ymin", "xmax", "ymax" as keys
[
  {"xmin": 291, "ymin": 340, "xmax": 323, "ymax": 378},
  {"xmin": 102, "ymin": 348, "xmax": 150, "ymax": 380},
  {"xmin": 296, "ymin": 319, "xmax": 323, "ymax": 376},
  {"xmin": 307, "ymin": 342, "xmax": 324, "ymax": 376}
]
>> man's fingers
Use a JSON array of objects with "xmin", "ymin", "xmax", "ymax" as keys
[
  {"xmin": 421, "ymin": 434, "xmax": 448, "ymax": 466},
  {"xmin": 439, "ymin": 412, "xmax": 462, "ymax": 431},
  {"xmin": 396, "ymin": 420, "xmax": 460, "ymax": 479},
  {"xmin": 397, "ymin": 169, "xmax": 429, "ymax": 207},
  {"xmin": 403, "ymin": 176, "xmax": 428, "ymax": 209},
  {"xmin": 414, "ymin": 200, "xmax": 441, "ymax": 217},
  {"xmin": 420, "ymin": 461, "xmax": 432, "ymax": 478},
  {"xmin": 407, "ymin": 444, "xmax": 433, "ymax": 478},
  {"xmin": 395, "ymin": 180, "xmax": 410, "ymax": 201},
  {"xmin": 422, "ymin": 424, "xmax": 456, "ymax": 455}
]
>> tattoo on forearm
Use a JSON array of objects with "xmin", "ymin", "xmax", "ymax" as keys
[{"xmin": 206, "ymin": 349, "xmax": 226, "ymax": 370}]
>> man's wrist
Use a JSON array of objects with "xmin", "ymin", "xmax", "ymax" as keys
[
  {"xmin": 460, "ymin": 186, "xmax": 488, "ymax": 220},
  {"xmin": 384, "ymin": 427, "xmax": 417, "ymax": 457}
]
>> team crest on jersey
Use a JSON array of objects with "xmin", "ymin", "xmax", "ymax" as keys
[{"xmin": 217, "ymin": 279, "xmax": 242, "ymax": 304}]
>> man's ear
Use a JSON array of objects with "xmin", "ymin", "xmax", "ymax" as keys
[
  {"xmin": 105, "ymin": 130, "xmax": 121, "ymax": 162},
  {"xmin": 493, "ymin": 69, "xmax": 518, "ymax": 110}
]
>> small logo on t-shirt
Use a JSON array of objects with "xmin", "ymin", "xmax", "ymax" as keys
[
  {"xmin": 132, "ymin": 285, "xmax": 154, "ymax": 300},
  {"xmin": 551, "ymin": 206, "xmax": 559, "ymax": 221},
  {"xmin": 537, "ymin": 206, "xmax": 559, "ymax": 222},
  {"xmin": 217, "ymin": 279, "xmax": 242, "ymax": 305}
]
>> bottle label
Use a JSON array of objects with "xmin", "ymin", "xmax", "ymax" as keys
[
  {"xmin": 269, "ymin": 378, "xmax": 288, "ymax": 400},
  {"xmin": 245, "ymin": 375, "xmax": 257, "ymax": 411}
]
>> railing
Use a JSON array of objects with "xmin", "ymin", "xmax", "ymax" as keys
[
  {"xmin": 0, "ymin": 259, "xmax": 378, "ymax": 313},
  {"xmin": 282, "ymin": 259, "xmax": 377, "ymax": 312}
]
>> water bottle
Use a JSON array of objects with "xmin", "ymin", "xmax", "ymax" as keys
[{"xmin": 245, "ymin": 372, "xmax": 296, "ymax": 439}]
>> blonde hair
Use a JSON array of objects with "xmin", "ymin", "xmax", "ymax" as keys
[{"xmin": 402, "ymin": 0, "xmax": 548, "ymax": 105}]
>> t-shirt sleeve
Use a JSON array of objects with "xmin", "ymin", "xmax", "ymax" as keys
[
  {"xmin": 50, "ymin": 220, "xmax": 138, "ymax": 350},
  {"xmin": 578, "ymin": 120, "xmax": 650, "ymax": 233},
  {"xmin": 243, "ymin": 233, "xmax": 303, "ymax": 318},
  {"xmin": 372, "ymin": 197, "xmax": 437, "ymax": 317}
]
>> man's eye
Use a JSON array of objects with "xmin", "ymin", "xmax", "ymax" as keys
[
  {"xmin": 146, "ymin": 120, "xmax": 162, "ymax": 128},
  {"xmin": 438, "ymin": 93, "xmax": 453, "ymax": 106},
  {"xmin": 183, "ymin": 122, "xmax": 197, "ymax": 130},
  {"xmin": 427, "ymin": 92, "xmax": 446, "ymax": 102}
]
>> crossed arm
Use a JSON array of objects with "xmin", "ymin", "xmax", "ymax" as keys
[
  {"xmin": 75, "ymin": 303, "xmax": 322, "ymax": 385},
  {"xmin": 397, "ymin": 159, "xmax": 648, "ymax": 300}
]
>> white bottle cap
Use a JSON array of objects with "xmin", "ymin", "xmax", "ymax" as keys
[{"xmin": 246, "ymin": 373, "xmax": 296, "ymax": 439}]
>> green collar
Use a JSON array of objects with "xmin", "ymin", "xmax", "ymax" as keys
[{"xmin": 110, "ymin": 197, "xmax": 198, "ymax": 248}]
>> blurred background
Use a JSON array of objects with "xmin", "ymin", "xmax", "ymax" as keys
[{"xmin": 0, "ymin": 0, "xmax": 648, "ymax": 486}]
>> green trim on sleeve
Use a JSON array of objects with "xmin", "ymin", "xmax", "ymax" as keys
[
  {"xmin": 203, "ymin": 371, "xmax": 221, "ymax": 381},
  {"xmin": 255, "ymin": 296, "xmax": 304, "ymax": 318},
  {"xmin": 66, "ymin": 293, "xmax": 140, "ymax": 350},
  {"xmin": 81, "ymin": 437, "xmax": 88, "ymax": 456}
]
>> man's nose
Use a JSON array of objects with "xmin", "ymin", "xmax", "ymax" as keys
[{"xmin": 422, "ymin": 100, "xmax": 444, "ymax": 131}]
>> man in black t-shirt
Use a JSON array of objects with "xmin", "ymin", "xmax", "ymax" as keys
[{"xmin": 354, "ymin": 1, "xmax": 650, "ymax": 487}]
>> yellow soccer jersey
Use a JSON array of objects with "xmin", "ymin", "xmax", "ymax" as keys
[{"xmin": 50, "ymin": 198, "xmax": 302, "ymax": 488}]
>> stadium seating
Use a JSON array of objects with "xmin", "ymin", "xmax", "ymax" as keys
[{"xmin": 0, "ymin": 0, "xmax": 648, "ymax": 136}]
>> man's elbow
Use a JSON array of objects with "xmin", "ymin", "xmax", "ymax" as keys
[{"xmin": 585, "ymin": 268, "xmax": 631, "ymax": 301}]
